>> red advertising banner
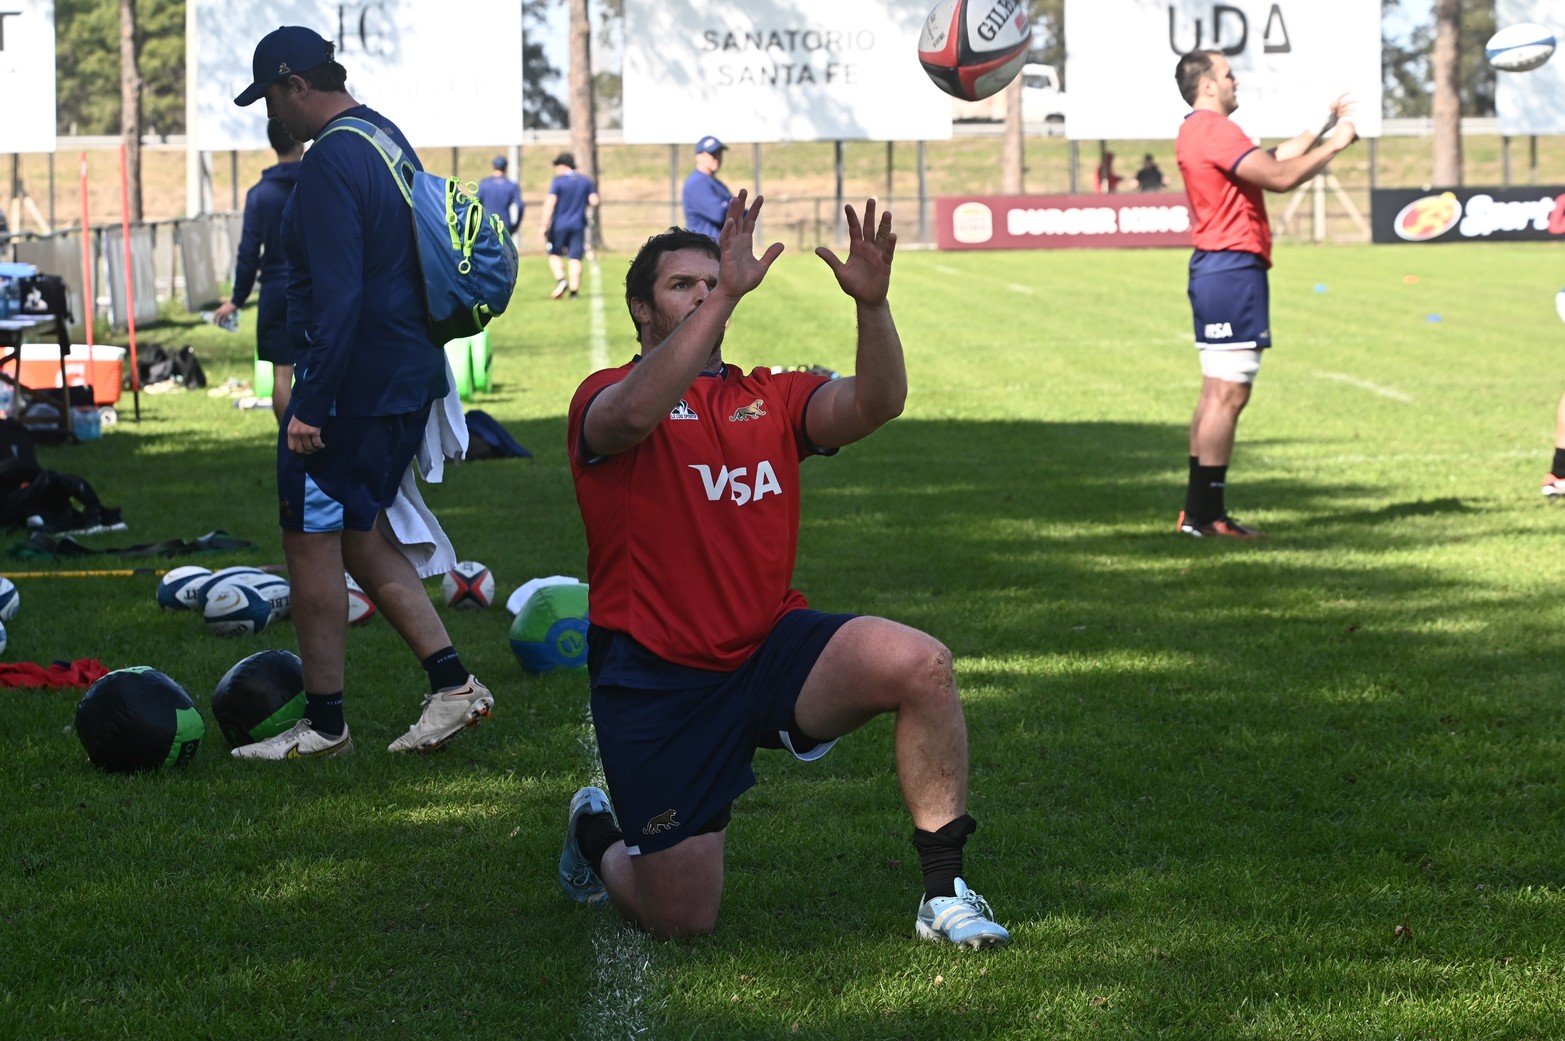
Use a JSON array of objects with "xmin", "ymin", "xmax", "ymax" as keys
[{"xmin": 935, "ymin": 193, "xmax": 1194, "ymax": 251}]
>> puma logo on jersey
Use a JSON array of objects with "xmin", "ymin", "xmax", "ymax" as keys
[
  {"xmin": 729, "ymin": 398, "xmax": 767, "ymax": 422},
  {"xmin": 689, "ymin": 462, "xmax": 783, "ymax": 505},
  {"xmin": 669, "ymin": 399, "xmax": 699, "ymax": 421},
  {"xmin": 643, "ymin": 808, "xmax": 679, "ymax": 835},
  {"xmin": 1204, "ymin": 322, "xmax": 1234, "ymax": 339}
]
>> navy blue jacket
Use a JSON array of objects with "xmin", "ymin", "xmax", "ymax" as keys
[
  {"xmin": 231, "ymin": 161, "xmax": 300, "ymax": 308},
  {"xmin": 477, "ymin": 175, "xmax": 524, "ymax": 233},
  {"xmin": 682, "ymin": 169, "xmax": 732, "ymax": 241},
  {"xmin": 284, "ymin": 105, "xmax": 448, "ymax": 427}
]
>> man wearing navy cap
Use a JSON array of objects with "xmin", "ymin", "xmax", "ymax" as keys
[
  {"xmin": 229, "ymin": 25, "xmax": 494, "ymax": 761},
  {"xmin": 682, "ymin": 136, "xmax": 732, "ymax": 242},
  {"xmin": 477, "ymin": 155, "xmax": 524, "ymax": 238}
]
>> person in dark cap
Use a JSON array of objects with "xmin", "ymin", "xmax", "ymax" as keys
[
  {"xmin": 229, "ymin": 25, "xmax": 494, "ymax": 761},
  {"xmin": 213, "ymin": 117, "xmax": 304, "ymax": 424},
  {"xmin": 537, "ymin": 151, "xmax": 599, "ymax": 299},
  {"xmin": 477, "ymin": 154, "xmax": 524, "ymax": 238},
  {"xmin": 682, "ymin": 135, "xmax": 732, "ymax": 242}
]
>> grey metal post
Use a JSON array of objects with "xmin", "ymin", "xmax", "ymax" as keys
[
  {"xmin": 753, "ymin": 142, "xmax": 762, "ymax": 242},
  {"xmin": 1068, "ymin": 140, "xmax": 1079, "ymax": 194},
  {"xmin": 1367, "ymin": 137, "xmax": 1377, "ymax": 193},
  {"xmin": 231, "ymin": 151, "xmax": 239, "ymax": 210},
  {"xmin": 1502, "ymin": 136, "xmax": 1512, "ymax": 187},
  {"xmin": 917, "ymin": 141, "xmax": 928, "ymax": 244},
  {"xmin": 886, "ymin": 141, "xmax": 894, "ymax": 204},
  {"xmin": 1530, "ymin": 136, "xmax": 1539, "ymax": 184},
  {"xmin": 834, "ymin": 141, "xmax": 845, "ymax": 242},
  {"xmin": 669, "ymin": 144, "xmax": 679, "ymax": 227},
  {"xmin": 48, "ymin": 152, "xmax": 55, "ymax": 228}
]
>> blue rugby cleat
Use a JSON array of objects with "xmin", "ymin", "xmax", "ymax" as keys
[
  {"xmin": 915, "ymin": 877, "xmax": 1010, "ymax": 950},
  {"xmin": 559, "ymin": 786, "xmax": 614, "ymax": 907}
]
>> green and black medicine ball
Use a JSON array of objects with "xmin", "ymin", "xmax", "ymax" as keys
[
  {"xmin": 76, "ymin": 667, "xmax": 204, "ymax": 772},
  {"xmin": 211, "ymin": 649, "xmax": 305, "ymax": 748}
]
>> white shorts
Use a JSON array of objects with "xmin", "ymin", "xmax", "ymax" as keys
[{"xmin": 1199, "ymin": 348, "xmax": 1263, "ymax": 385}]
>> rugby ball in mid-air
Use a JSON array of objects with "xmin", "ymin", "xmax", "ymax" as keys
[
  {"xmin": 918, "ymin": 0, "xmax": 1032, "ymax": 102},
  {"xmin": 442, "ymin": 561, "xmax": 496, "ymax": 610},
  {"xmin": 1486, "ymin": 23, "xmax": 1557, "ymax": 72}
]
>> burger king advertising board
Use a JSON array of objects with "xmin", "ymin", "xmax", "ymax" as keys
[
  {"xmin": 1372, "ymin": 186, "xmax": 1565, "ymax": 244},
  {"xmin": 936, "ymin": 193, "xmax": 1194, "ymax": 251}
]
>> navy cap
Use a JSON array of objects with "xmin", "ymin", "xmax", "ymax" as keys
[
  {"xmin": 492, "ymin": 155, "xmax": 508, "ymax": 170},
  {"xmin": 695, "ymin": 135, "xmax": 726, "ymax": 155},
  {"xmin": 234, "ymin": 26, "xmax": 333, "ymax": 107}
]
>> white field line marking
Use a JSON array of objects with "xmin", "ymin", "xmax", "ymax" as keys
[
  {"xmin": 588, "ymin": 258, "xmax": 610, "ymax": 372},
  {"xmin": 932, "ymin": 263, "xmax": 960, "ymax": 276},
  {"xmin": 1312, "ymin": 371, "xmax": 1413, "ymax": 403},
  {"xmin": 1006, "ymin": 282, "xmax": 1036, "ymax": 295}
]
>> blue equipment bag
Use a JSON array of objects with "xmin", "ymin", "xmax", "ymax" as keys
[{"xmin": 318, "ymin": 116, "xmax": 519, "ymax": 342}]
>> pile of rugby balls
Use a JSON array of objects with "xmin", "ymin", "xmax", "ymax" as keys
[{"xmin": 157, "ymin": 565, "xmax": 290, "ymax": 637}]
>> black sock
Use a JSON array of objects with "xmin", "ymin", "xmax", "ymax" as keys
[
  {"xmin": 1190, "ymin": 464, "xmax": 1229, "ymax": 524},
  {"xmin": 304, "ymin": 691, "xmax": 344, "ymax": 737},
  {"xmin": 911, "ymin": 814, "xmax": 977, "ymax": 901},
  {"xmin": 1183, "ymin": 456, "xmax": 1200, "ymax": 516},
  {"xmin": 1551, "ymin": 448, "xmax": 1565, "ymax": 477},
  {"xmin": 421, "ymin": 646, "xmax": 468, "ymax": 693},
  {"xmin": 576, "ymin": 811, "xmax": 624, "ymax": 875}
]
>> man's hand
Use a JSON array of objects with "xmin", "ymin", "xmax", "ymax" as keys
[
  {"xmin": 287, "ymin": 416, "xmax": 325, "ymax": 455},
  {"xmin": 213, "ymin": 300, "xmax": 239, "ymax": 323},
  {"xmin": 716, "ymin": 190, "xmax": 785, "ymax": 301},
  {"xmin": 815, "ymin": 199, "xmax": 897, "ymax": 306},
  {"xmin": 1328, "ymin": 118, "xmax": 1359, "ymax": 152}
]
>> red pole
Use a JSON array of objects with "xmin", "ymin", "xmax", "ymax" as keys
[
  {"xmin": 118, "ymin": 143, "xmax": 142, "ymax": 422},
  {"xmin": 78, "ymin": 152, "xmax": 93, "ymax": 350}
]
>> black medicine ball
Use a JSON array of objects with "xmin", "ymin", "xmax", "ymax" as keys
[
  {"xmin": 211, "ymin": 649, "xmax": 305, "ymax": 748},
  {"xmin": 76, "ymin": 667, "xmax": 204, "ymax": 773}
]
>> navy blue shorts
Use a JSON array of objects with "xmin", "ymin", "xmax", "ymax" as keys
[
  {"xmin": 1188, "ymin": 251, "xmax": 1272, "ymax": 350},
  {"xmin": 548, "ymin": 224, "xmax": 586, "ymax": 260},
  {"xmin": 255, "ymin": 290, "xmax": 297, "ymax": 366},
  {"xmin": 589, "ymin": 609, "xmax": 857, "ymax": 856},
  {"xmin": 277, "ymin": 403, "xmax": 430, "ymax": 533}
]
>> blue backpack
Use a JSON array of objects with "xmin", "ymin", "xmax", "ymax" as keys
[{"xmin": 318, "ymin": 116, "xmax": 519, "ymax": 342}]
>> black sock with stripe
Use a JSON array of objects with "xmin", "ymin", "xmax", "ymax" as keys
[{"xmin": 305, "ymin": 691, "xmax": 344, "ymax": 737}]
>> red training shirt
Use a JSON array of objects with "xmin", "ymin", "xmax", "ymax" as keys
[
  {"xmin": 1175, "ymin": 109, "xmax": 1272, "ymax": 266},
  {"xmin": 568, "ymin": 361, "xmax": 833, "ymax": 671}
]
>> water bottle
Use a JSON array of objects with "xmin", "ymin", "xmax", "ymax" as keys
[{"xmin": 200, "ymin": 309, "xmax": 240, "ymax": 332}]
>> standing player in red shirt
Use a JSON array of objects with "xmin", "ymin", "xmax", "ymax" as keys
[
  {"xmin": 556, "ymin": 192, "xmax": 1008, "ymax": 949},
  {"xmin": 1173, "ymin": 50, "xmax": 1358, "ymax": 538}
]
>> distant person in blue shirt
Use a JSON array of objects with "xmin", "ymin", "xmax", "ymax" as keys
[
  {"xmin": 682, "ymin": 135, "xmax": 733, "ymax": 241},
  {"xmin": 477, "ymin": 155, "xmax": 524, "ymax": 237},
  {"xmin": 230, "ymin": 24, "xmax": 494, "ymax": 762},
  {"xmin": 538, "ymin": 152, "xmax": 598, "ymax": 300},
  {"xmin": 213, "ymin": 118, "xmax": 303, "ymax": 423}
]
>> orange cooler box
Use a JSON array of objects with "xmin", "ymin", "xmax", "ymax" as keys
[{"xmin": 16, "ymin": 344, "xmax": 126, "ymax": 406}]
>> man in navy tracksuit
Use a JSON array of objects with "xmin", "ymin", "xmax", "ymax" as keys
[
  {"xmin": 214, "ymin": 118, "xmax": 302, "ymax": 422},
  {"xmin": 230, "ymin": 25, "xmax": 493, "ymax": 761},
  {"xmin": 682, "ymin": 135, "xmax": 733, "ymax": 241}
]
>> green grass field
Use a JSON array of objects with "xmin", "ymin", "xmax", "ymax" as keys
[{"xmin": 5, "ymin": 240, "xmax": 1565, "ymax": 1040}]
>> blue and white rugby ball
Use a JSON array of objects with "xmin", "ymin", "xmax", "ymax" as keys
[{"xmin": 1486, "ymin": 23, "xmax": 1557, "ymax": 73}]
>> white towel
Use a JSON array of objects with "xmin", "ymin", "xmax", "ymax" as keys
[
  {"xmin": 506, "ymin": 575, "xmax": 583, "ymax": 616},
  {"xmin": 383, "ymin": 357, "xmax": 469, "ymax": 579}
]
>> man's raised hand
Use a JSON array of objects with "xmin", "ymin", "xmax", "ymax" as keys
[
  {"xmin": 816, "ymin": 199, "xmax": 897, "ymax": 306},
  {"xmin": 717, "ymin": 189, "xmax": 785, "ymax": 300}
]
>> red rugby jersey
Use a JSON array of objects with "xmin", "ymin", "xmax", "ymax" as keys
[
  {"xmin": 1175, "ymin": 109, "xmax": 1272, "ymax": 265},
  {"xmin": 568, "ymin": 361, "xmax": 832, "ymax": 670}
]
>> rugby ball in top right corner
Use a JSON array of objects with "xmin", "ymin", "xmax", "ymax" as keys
[{"xmin": 1486, "ymin": 23, "xmax": 1557, "ymax": 72}]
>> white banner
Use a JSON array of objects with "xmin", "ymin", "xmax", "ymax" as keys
[
  {"xmin": 193, "ymin": 0, "xmax": 523, "ymax": 152},
  {"xmin": 622, "ymin": 0, "xmax": 952, "ymax": 144},
  {"xmin": 1065, "ymin": 0, "xmax": 1382, "ymax": 141},
  {"xmin": 1, "ymin": 1, "xmax": 56, "ymax": 153},
  {"xmin": 1496, "ymin": 0, "xmax": 1565, "ymax": 135}
]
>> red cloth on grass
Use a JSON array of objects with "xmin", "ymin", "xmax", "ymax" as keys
[{"xmin": 0, "ymin": 659, "xmax": 111, "ymax": 688}]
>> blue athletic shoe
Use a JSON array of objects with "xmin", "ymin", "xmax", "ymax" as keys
[
  {"xmin": 915, "ymin": 877, "xmax": 1010, "ymax": 949},
  {"xmin": 559, "ymin": 786, "xmax": 613, "ymax": 907}
]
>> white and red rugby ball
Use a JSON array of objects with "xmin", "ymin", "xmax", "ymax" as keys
[{"xmin": 918, "ymin": 0, "xmax": 1032, "ymax": 102}]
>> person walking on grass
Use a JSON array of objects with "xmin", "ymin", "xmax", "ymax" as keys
[
  {"xmin": 555, "ymin": 192, "xmax": 1008, "ymax": 949},
  {"xmin": 538, "ymin": 152, "xmax": 598, "ymax": 300},
  {"xmin": 212, "ymin": 118, "xmax": 303, "ymax": 424},
  {"xmin": 477, "ymin": 155, "xmax": 524, "ymax": 240},
  {"xmin": 229, "ymin": 25, "xmax": 493, "ymax": 760},
  {"xmin": 1173, "ymin": 49, "xmax": 1358, "ymax": 539}
]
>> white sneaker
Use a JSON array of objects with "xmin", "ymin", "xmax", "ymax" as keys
[
  {"xmin": 386, "ymin": 676, "xmax": 493, "ymax": 753},
  {"xmin": 231, "ymin": 719, "xmax": 353, "ymax": 761}
]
